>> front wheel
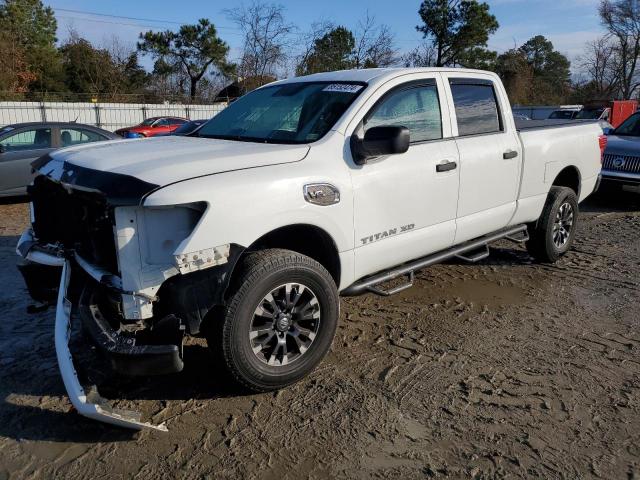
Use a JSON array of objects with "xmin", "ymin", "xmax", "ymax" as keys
[
  {"xmin": 526, "ymin": 186, "xmax": 579, "ymax": 263},
  {"xmin": 210, "ymin": 249, "xmax": 339, "ymax": 392}
]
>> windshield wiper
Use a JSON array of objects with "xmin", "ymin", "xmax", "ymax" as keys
[{"xmin": 197, "ymin": 132, "xmax": 301, "ymax": 144}]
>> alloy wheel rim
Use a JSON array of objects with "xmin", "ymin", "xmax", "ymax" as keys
[
  {"xmin": 552, "ymin": 202, "xmax": 574, "ymax": 248},
  {"xmin": 249, "ymin": 283, "xmax": 321, "ymax": 366}
]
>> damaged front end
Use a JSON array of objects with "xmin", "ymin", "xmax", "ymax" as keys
[{"xmin": 17, "ymin": 161, "xmax": 242, "ymax": 430}]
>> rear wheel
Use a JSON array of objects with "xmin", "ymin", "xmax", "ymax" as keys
[
  {"xmin": 526, "ymin": 186, "xmax": 579, "ymax": 263},
  {"xmin": 209, "ymin": 249, "xmax": 339, "ymax": 392}
]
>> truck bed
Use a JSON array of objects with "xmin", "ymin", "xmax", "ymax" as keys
[
  {"xmin": 515, "ymin": 119, "xmax": 601, "ymax": 131},
  {"xmin": 515, "ymin": 120, "xmax": 603, "ymax": 203}
]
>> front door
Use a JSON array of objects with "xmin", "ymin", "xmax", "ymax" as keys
[{"xmin": 350, "ymin": 78, "xmax": 460, "ymax": 280}]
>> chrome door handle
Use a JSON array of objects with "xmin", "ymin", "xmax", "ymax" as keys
[
  {"xmin": 503, "ymin": 150, "xmax": 518, "ymax": 159},
  {"xmin": 436, "ymin": 161, "xmax": 457, "ymax": 172}
]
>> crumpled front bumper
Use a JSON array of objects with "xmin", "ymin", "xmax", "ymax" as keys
[{"xmin": 16, "ymin": 229, "xmax": 168, "ymax": 431}]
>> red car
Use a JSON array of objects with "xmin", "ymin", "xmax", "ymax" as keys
[{"xmin": 115, "ymin": 117, "xmax": 188, "ymax": 138}]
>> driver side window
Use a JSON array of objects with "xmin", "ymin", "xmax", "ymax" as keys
[
  {"xmin": 0, "ymin": 128, "xmax": 52, "ymax": 152},
  {"xmin": 364, "ymin": 84, "xmax": 442, "ymax": 143}
]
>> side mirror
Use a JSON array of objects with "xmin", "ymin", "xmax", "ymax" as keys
[
  {"xmin": 351, "ymin": 126, "xmax": 410, "ymax": 164},
  {"xmin": 0, "ymin": 144, "xmax": 5, "ymax": 154}
]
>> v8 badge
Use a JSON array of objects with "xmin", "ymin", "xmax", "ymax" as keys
[{"xmin": 303, "ymin": 183, "xmax": 340, "ymax": 206}]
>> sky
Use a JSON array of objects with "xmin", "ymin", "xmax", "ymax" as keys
[{"xmin": 45, "ymin": 0, "xmax": 606, "ymax": 73}]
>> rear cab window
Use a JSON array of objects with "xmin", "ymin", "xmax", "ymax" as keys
[{"xmin": 449, "ymin": 79, "xmax": 503, "ymax": 136}]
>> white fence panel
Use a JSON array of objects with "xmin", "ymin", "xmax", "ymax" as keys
[
  {"xmin": 44, "ymin": 102, "xmax": 97, "ymax": 125},
  {"xmin": 187, "ymin": 104, "xmax": 227, "ymax": 120},
  {"xmin": 98, "ymin": 103, "xmax": 145, "ymax": 132},
  {"xmin": 0, "ymin": 101, "xmax": 227, "ymax": 132},
  {"xmin": 0, "ymin": 102, "xmax": 43, "ymax": 124}
]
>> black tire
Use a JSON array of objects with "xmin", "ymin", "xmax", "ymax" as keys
[
  {"xmin": 209, "ymin": 248, "xmax": 339, "ymax": 392},
  {"xmin": 526, "ymin": 186, "xmax": 579, "ymax": 263}
]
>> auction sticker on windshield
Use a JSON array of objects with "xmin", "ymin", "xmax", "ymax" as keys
[{"xmin": 323, "ymin": 84, "xmax": 363, "ymax": 93}]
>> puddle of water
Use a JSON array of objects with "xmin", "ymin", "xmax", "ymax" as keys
[{"xmin": 400, "ymin": 276, "xmax": 532, "ymax": 309}]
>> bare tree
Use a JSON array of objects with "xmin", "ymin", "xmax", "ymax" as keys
[
  {"xmin": 226, "ymin": 1, "xmax": 295, "ymax": 84},
  {"xmin": 599, "ymin": 0, "xmax": 640, "ymax": 98},
  {"xmin": 296, "ymin": 20, "xmax": 335, "ymax": 75},
  {"xmin": 401, "ymin": 43, "xmax": 437, "ymax": 67},
  {"xmin": 296, "ymin": 15, "xmax": 396, "ymax": 75},
  {"xmin": 104, "ymin": 34, "xmax": 133, "ymax": 65},
  {"xmin": 577, "ymin": 36, "xmax": 619, "ymax": 98},
  {"xmin": 353, "ymin": 13, "xmax": 397, "ymax": 68}
]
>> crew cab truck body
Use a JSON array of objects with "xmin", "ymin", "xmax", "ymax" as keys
[{"xmin": 16, "ymin": 68, "xmax": 603, "ymax": 430}]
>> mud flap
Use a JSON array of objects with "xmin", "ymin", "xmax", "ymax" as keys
[{"xmin": 55, "ymin": 261, "xmax": 168, "ymax": 432}]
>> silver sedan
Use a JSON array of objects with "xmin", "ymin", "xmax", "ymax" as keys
[{"xmin": 0, "ymin": 122, "xmax": 119, "ymax": 198}]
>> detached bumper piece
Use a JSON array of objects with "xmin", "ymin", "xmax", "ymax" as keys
[
  {"xmin": 56, "ymin": 262, "xmax": 168, "ymax": 431},
  {"xmin": 17, "ymin": 230, "xmax": 170, "ymax": 431}
]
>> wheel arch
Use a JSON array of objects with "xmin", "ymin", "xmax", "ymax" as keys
[
  {"xmin": 240, "ymin": 223, "xmax": 342, "ymax": 287},
  {"xmin": 551, "ymin": 166, "xmax": 581, "ymax": 198}
]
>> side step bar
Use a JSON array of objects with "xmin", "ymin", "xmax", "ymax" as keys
[
  {"xmin": 455, "ymin": 245, "xmax": 490, "ymax": 263},
  {"xmin": 341, "ymin": 224, "xmax": 529, "ymax": 297}
]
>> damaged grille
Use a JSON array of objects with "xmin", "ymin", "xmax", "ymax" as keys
[{"xmin": 29, "ymin": 175, "xmax": 119, "ymax": 272}]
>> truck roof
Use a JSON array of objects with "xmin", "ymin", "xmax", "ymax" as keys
[{"xmin": 273, "ymin": 67, "xmax": 497, "ymax": 86}]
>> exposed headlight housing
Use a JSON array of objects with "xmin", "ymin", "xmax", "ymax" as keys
[{"xmin": 113, "ymin": 202, "xmax": 208, "ymax": 320}]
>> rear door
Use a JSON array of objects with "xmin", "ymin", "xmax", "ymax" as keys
[
  {"xmin": 0, "ymin": 127, "xmax": 56, "ymax": 196},
  {"xmin": 442, "ymin": 75, "xmax": 522, "ymax": 243}
]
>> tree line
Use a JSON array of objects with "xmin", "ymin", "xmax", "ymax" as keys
[{"xmin": 1, "ymin": 0, "xmax": 639, "ymax": 105}]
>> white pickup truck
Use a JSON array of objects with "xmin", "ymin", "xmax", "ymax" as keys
[{"xmin": 16, "ymin": 68, "xmax": 603, "ymax": 429}]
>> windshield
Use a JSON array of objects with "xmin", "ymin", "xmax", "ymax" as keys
[
  {"xmin": 613, "ymin": 113, "xmax": 640, "ymax": 136},
  {"xmin": 139, "ymin": 118, "xmax": 158, "ymax": 126},
  {"xmin": 197, "ymin": 81, "xmax": 366, "ymax": 144}
]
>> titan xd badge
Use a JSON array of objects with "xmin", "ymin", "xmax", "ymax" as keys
[{"xmin": 360, "ymin": 224, "xmax": 415, "ymax": 245}]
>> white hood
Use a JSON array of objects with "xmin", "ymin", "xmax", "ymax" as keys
[{"xmin": 48, "ymin": 136, "xmax": 310, "ymax": 186}]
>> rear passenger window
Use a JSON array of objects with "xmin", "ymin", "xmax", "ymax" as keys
[
  {"xmin": 449, "ymin": 81, "xmax": 502, "ymax": 136},
  {"xmin": 60, "ymin": 128, "xmax": 105, "ymax": 146},
  {"xmin": 364, "ymin": 84, "xmax": 442, "ymax": 143}
]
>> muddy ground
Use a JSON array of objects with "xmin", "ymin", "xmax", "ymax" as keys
[{"xmin": 0, "ymin": 191, "xmax": 639, "ymax": 479}]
